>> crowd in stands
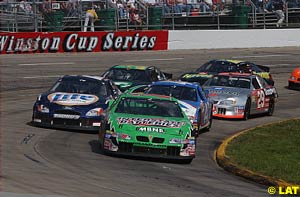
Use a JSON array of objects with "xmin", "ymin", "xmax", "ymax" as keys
[{"xmin": 1, "ymin": 0, "xmax": 300, "ymax": 20}]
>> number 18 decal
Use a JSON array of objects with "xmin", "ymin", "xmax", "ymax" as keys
[{"xmin": 257, "ymin": 90, "xmax": 265, "ymax": 109}]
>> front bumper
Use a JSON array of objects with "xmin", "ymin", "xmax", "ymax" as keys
[
  {"xmin": 32, "ymin": 112, "xmax": 102, "ymax": 131},
  {"xmin": 288, "ymin": 80, "xmax": 300, "ymax": 89},
  {"xmin": 102, "ymin": 137, "xmax": 195, "ymax": 160}
]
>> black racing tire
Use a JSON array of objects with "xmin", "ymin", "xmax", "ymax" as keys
[
  {"xmin": 205, "ymin": 107, "xmax": 213, "ymax": 131},
  {"xmin": 267, "ymin": 98, "xmax": 275, "ymax": 116},
  {"xmin": 243, "ymin": 98, "xmax": 251, "ymax": 120},
  {"xmin": 288, "ymin": 82, "xmax": 293, "ymax": 89},
  {"xmin": 181, "ymin": 158, "xmax": 193, "ymax": 164}
]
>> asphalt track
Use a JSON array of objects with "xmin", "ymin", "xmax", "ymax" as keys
[{"xmin": 1, "ymin": 47, "xmax": 300, "ymax": 197}]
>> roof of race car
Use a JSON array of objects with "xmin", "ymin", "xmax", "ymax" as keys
[
  {"xmin": 61, "ymin": 75, "xmax": 105, "ymax": 81},
  {"xmin": 151, "ymin": 80, "xmax": 200, "ymax": 88},
  {"xmin": 112, "ymin": 65, "xmax": 151, "ymax": 70},
  {"xmin": 217, "ymin": 72, "xmax": 253, "ymax": 77},
  {"xmin": 213, "ymin": 59, "xmax": 244, "ymax": 64},
  {"xmin": 121, "ymin": 92, "xmax": 178, "ymax": 101}
]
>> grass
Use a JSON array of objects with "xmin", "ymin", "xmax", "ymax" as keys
[{"xmin": 226, "ymin": 119, "xmax": 300, "ymax": 184}]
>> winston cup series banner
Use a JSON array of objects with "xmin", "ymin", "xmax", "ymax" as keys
[{"xmin": 0, "ymin": 31, "xmax": 168, "ymax": 54}]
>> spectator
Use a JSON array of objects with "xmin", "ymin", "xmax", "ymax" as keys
[
  {"xmin": 272, "ymin": 0, "xmax": 285, "ymax": 27},
  {"xmin": 163, "ymin": 0, "xmax": 176, "ymax": 15},
  {"xmin": 127, "ymin": 0, "xmax": 136, "ymax": 9},
  {"xmin": 175, "ymin": 0, "xmax": 184, "ymax": 14},
  {"xmin": 42, "ymin": 0, "xmax": 52, "ymax": 13},
  {"xmin": 129, "ymin": 8, "xmax": 142, "ymax": 28},
  {"xmin": 19, "ymin": 0, "xmax": 33, "ymax": 14},
  {"xmin": 116, "ymin": 0, "xmax": 125, "ymax": 18},
  {"xmin": 83, "ymin": 6, "xmax": 98, "ymax": 32},
  {"xmin": 199, "ymin": 0, "xmax": 212, "ymax": 13}
]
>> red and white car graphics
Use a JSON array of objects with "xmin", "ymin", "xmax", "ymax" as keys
[{"xmin": 203, "ymin": 73, "xmax": 278, "ymax": 120}]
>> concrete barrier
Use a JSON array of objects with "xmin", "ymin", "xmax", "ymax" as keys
[{"xmin": 168, "ymin": 29, "xmax": 300, "ymax": 50}]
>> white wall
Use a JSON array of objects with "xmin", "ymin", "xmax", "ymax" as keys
[{"xmin": 168, "ymin": 29, "xmax": 300, "ymax": 50}]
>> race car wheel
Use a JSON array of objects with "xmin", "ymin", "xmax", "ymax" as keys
[
  {"xmin": 243, "ymin": 98, "xmax": 251, "ymax": 120},
  {"xmin": 267, "ymin": 98, "xmax": 275, "ymax": 116},
  {"xmin": 205, "ymin": 108, "xmax": 213, "ymax": 131}
]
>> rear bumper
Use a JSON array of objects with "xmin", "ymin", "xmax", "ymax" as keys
[{"xmin": 212, "ymin": 105, "xmax": 244, "ymax": 119}]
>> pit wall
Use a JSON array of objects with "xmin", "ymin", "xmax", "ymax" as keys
[
  {"xmin": 1, "ymin": 29, "xmax": 300, "ymax": 54},
  {"xmin": 168, "ymin": 29, "xmax": 300, "ymax": 50}
]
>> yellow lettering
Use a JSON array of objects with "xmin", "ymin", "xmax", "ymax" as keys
[
  {"xmin": 279, "ymin": 187, "xmax": 285, "ymax": 194},
  {"xmin": 292, "ymin": 186, "xmax": 299, "ymax": 194},
  {"xmin": 286, "ymin": 187, "xmax": 293, "ymax": 195}
]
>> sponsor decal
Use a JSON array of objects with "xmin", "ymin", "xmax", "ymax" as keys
[
  {"xmin": 136, "ymin": 127, "xmax": 165, "ymax": 133},
  {"xmin": 182, "ymin": 73, "xmax": 213, "ymax": 78},
  {"xmin": 117, "ymin": 117, "xmax": 185, "ymax": 128},
  {"xmin": 48, "ymin": 92, "xmax": 98, "ymax": 106},
  {"xmin": 208, "ymin": 89, "xmax": 239, "ymax": 96},
  {"xmin": 53, "ymin": 114, "xmax": 80, "ymax": 119},
  {"xmin": 33, "ymin": 119, "xmax": 42, "ymax": 123},
  {"xmin": 0, "ymin": 31, "xmax": 168, "ymax": 54}
]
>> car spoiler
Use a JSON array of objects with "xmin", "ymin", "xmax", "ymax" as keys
[{"xmin": 256, "ymin": 64, "xmax": 270, "ymax": 72}]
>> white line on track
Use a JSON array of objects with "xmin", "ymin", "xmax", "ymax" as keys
[
  {"xmin": 232, "ymin": 54, "xmax": 291, "ymax": 58},
  {"xmin": 19, "ymin": 62, "xmax": 74, "ymax": 66},
  {"xmin": 124, "ymin": 58, "xmax": 184, "ymax": 62},
  {"xmin": 266, "ymin": 64, "xmax": 291, "ymax": 67},
  {"xmin": 23, "ymin": 75, "xmax": 61, "ymax": 79}
]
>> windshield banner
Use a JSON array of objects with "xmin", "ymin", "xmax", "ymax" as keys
[{"xmin": 0, "ymin": 31, "xmax": 168, "ymax": 54}]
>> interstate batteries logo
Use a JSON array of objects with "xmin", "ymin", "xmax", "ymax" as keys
[
  {"xmin": 117, "ymin": 117, "xmax": 185, "ymax": 128},
  {"xmin": 268, "ymin": 186, "xmax": 300, "ymax": 195}
]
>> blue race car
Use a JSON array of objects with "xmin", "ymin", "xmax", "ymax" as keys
[
  {"xmin": 145, "ymin": 81, "xmax": 213, "ymax": 134},
  {"xmin": 32, "ymin": 75, "xmax": 121, "ymax": 131}
]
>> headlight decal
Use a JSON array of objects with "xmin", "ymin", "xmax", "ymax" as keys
[
  {"xmin": 37, "ymin": 105, "xmax": 49, "ymax": 113},
  {"xmin": 86, "ymin": 108, "xmax": 104, "ymax": 116}
]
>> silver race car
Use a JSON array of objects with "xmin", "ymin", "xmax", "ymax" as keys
[{"xmin": 203, "ymin": 72, "xmax": 278, "ymax": 120}]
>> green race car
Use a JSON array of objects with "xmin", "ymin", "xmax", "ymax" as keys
[{"xmin": 98, "ymin": 93, "xmax": 196, "ymax": 163}]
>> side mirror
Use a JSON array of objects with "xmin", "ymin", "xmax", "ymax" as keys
[{"xmin": 107, "ymin": 99, "xmax": 115, "ymax": 108}]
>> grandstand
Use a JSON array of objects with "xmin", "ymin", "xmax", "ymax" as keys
[{"xmin": 0, "ymin": 0, "xmax": 300, "ymax": 32}]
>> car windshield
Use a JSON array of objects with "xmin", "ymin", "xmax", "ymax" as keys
[
  {"xmin": 146, "ymin": 85, "xmax": 197, "ymax": 101},
  {"xmin": 49, "ymin": 78, "xmax": 108, "ymax": 97},
  {"xmin": 204, "ymin": 76, "xmax": 251, "ymax": 89},
  {"xmin": 115, "ymin": 97, "xmax": 183, "ymax": 117},
  {"xmin": 196, "ymin": 61, "xmax": 239, "ymax": 73},
  {"xmin": 104, "ymin": 68, "xmax": 149, "ymax": 82}
]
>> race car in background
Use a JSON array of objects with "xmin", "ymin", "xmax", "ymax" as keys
[
  {"xmin": 179, "ymin": 59, "xmax": 274, "ymax": 85},
  {"xmin": 203, "ymin": 72, "xmax": 278, "ymax": 120},
  {"xmin": 288, "ymin": 67, "xmax": 300, "ymax": 89},
  {"xmin": 144, "ymin": 81, "xmax": 213, "ymax": 134},
  {"xmin": 32, "ymin": 75, "xmax": 121, "ymax": 131},
  {"xmin": 99, "ymin": 93, "xmax": 196, "ymax": 163},
  {"xmin": 101, "ymin": 65, "xmax": 172, "ymax": 92}
]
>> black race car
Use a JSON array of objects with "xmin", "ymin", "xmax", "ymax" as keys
[
  {"xmin": 179, "ymin": 59, "xmax": 274, "ymax": 85},
  {"xmin": 101, "ymin": 65, "xmax": 172, "ymax": 92},
  {"xmin": 32, "ymin": 75, "xmax": 121, "ymax": 131}
]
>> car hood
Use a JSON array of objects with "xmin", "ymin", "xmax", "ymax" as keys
[
  {"xmin": 203, "ymin": 86, "xmax": 249, "ymax": 101},
  {"xmin": 39, "ymin": 92, "xmax": 108, "ymax": 110},
  {"xmin": 108, "ymin": 114, "xmax": 192, "ymax": 138}
]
